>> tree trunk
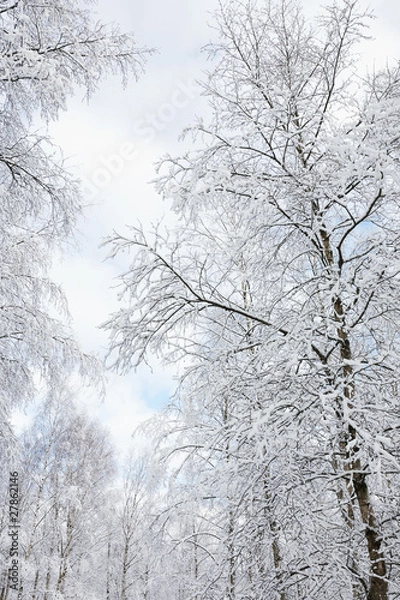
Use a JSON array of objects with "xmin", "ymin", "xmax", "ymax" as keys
[
  {"xmin": 120, "ymin": 536, "xmax": 130, "ymax": 600},
  {"xmin": 319, "ymin": 224, "xmax": 388, "ymax": 600},
  {"xmin": 352, "ymin": 465, "xmax": 387, "ymax": 600},
  {"xmin": 106, "ymin": 539, "xmax": 112, "ymax": 600}
]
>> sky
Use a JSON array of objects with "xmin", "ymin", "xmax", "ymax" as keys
[
  {"xmin": 19, "ymin": 0, "xmax": 400, "ymax": 456},
  {"xmin": 46, "ymin": 0, "xmax": 220, "ymax": 456}
]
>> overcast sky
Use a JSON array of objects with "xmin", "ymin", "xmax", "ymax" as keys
[{"xmin": 38, "ymin": 0, "xmax": 400, "ymax": 456}]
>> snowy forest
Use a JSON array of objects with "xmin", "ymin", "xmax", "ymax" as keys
[{"xmin": 1, "ymin": 0, "xmax": 400, "ymax": 599}]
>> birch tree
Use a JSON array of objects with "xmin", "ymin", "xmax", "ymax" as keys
[
  {"xmin": 105, "ymin": 1, "xmax": 400, "ymax": 598},
  {"xmin": 0, "ymin": 0, "xmax": 147, "ymax": 442},
  {"xmin": 11, "ymin": 393, "xmax": 115, "ymax": 600},
  {"xmin": 108, "ymin": 453, "xmax": 155, "ymax": 600}
]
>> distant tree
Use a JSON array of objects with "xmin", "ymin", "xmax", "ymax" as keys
[
  {"xmin": 105, "ymin": 1, "xmax": 400, "ymax": 599},
  {"xmin": 105, "ymin": 437, "xmax": 185, "ymax": 600},
  {"xmin": 6, "ymin": 392, "xmax": 116, "ymax": 600},
  {"xmin": 0, "ymin": 0, "xmax": 148, "ymax": 442},
  {"xmin": 109, "ymin": 452, "xmax": 152, "ymax": 600}
]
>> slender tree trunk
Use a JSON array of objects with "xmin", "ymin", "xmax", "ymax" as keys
[
  {"xmin": 120, "ymin": 536, "xmax": 130, "ymax": 600},
  {"xmin": 333, "ymin": 453, "xmax": 365, "ymax": 599},
  {"xmin": 227, "ymin": 509, "xmax": 236, "ymax": 600},
  {"xmin": 353, "ymin": 464, "xmax": 387, "ymax": 600},
  {"xmin": 192, "ymin": 528, "xmax": 200, "ymax": 600},
  {"xmin": 0, "ymin": 576, "xmax": 9, "ymax": 600},
  {"xmin": 106, "ymin": 539, "xmax": 112, "ymax": 600},
  {"xmin": 336, "ymin": 299, "xmax": 387, "ymax": 600},
  {"xmin": 43, "ymin": 564, "xmax": 51, "ymax": 600},
  {"xmin": 56, "ymin": 510, "xmax": 73, "ymax": 596},
  {"xmin": 261, "ymin": 471, "xmax": 286, "ymax": 600},
  {"xmin": 143, "ymin": 565, "xmax": 150, "ymax": 600},
  {"xmin": 31, "ymin": 569, "xmax": 39, "ymax": 600},
  {"xmin": 270, "ymin": 517, "xmax": 286, "ymax": 600},
  {"xmin": 222, "ymin": 396, "xmax": 236, "ymax": 600},
  {"xmin": 320, "ymin": 224, "xmax": 388, "ymax": 600}
]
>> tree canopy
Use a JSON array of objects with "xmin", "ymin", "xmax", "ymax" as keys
[
  {"xmin": 105, "ymin": 1, "xmax": 400, "ymax": 598},
  {"xmin": 0, "ymin": 0, "xmax": 147, "ymax": 446}
]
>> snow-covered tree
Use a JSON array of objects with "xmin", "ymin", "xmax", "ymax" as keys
[
  {"xmin": 0, "ymin": 0, "xmax": 147, "ymax": 442},
  {"xmin": 105, "ymin": 1, "xmax": 400, "ymax": 599},
  {"xmin": 107, "ymin": 452, "xmax": 154, "ymax": 600},
  {"xmin": 1, "ymin": 392, "xmax": 116, "ymax": 600}
]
